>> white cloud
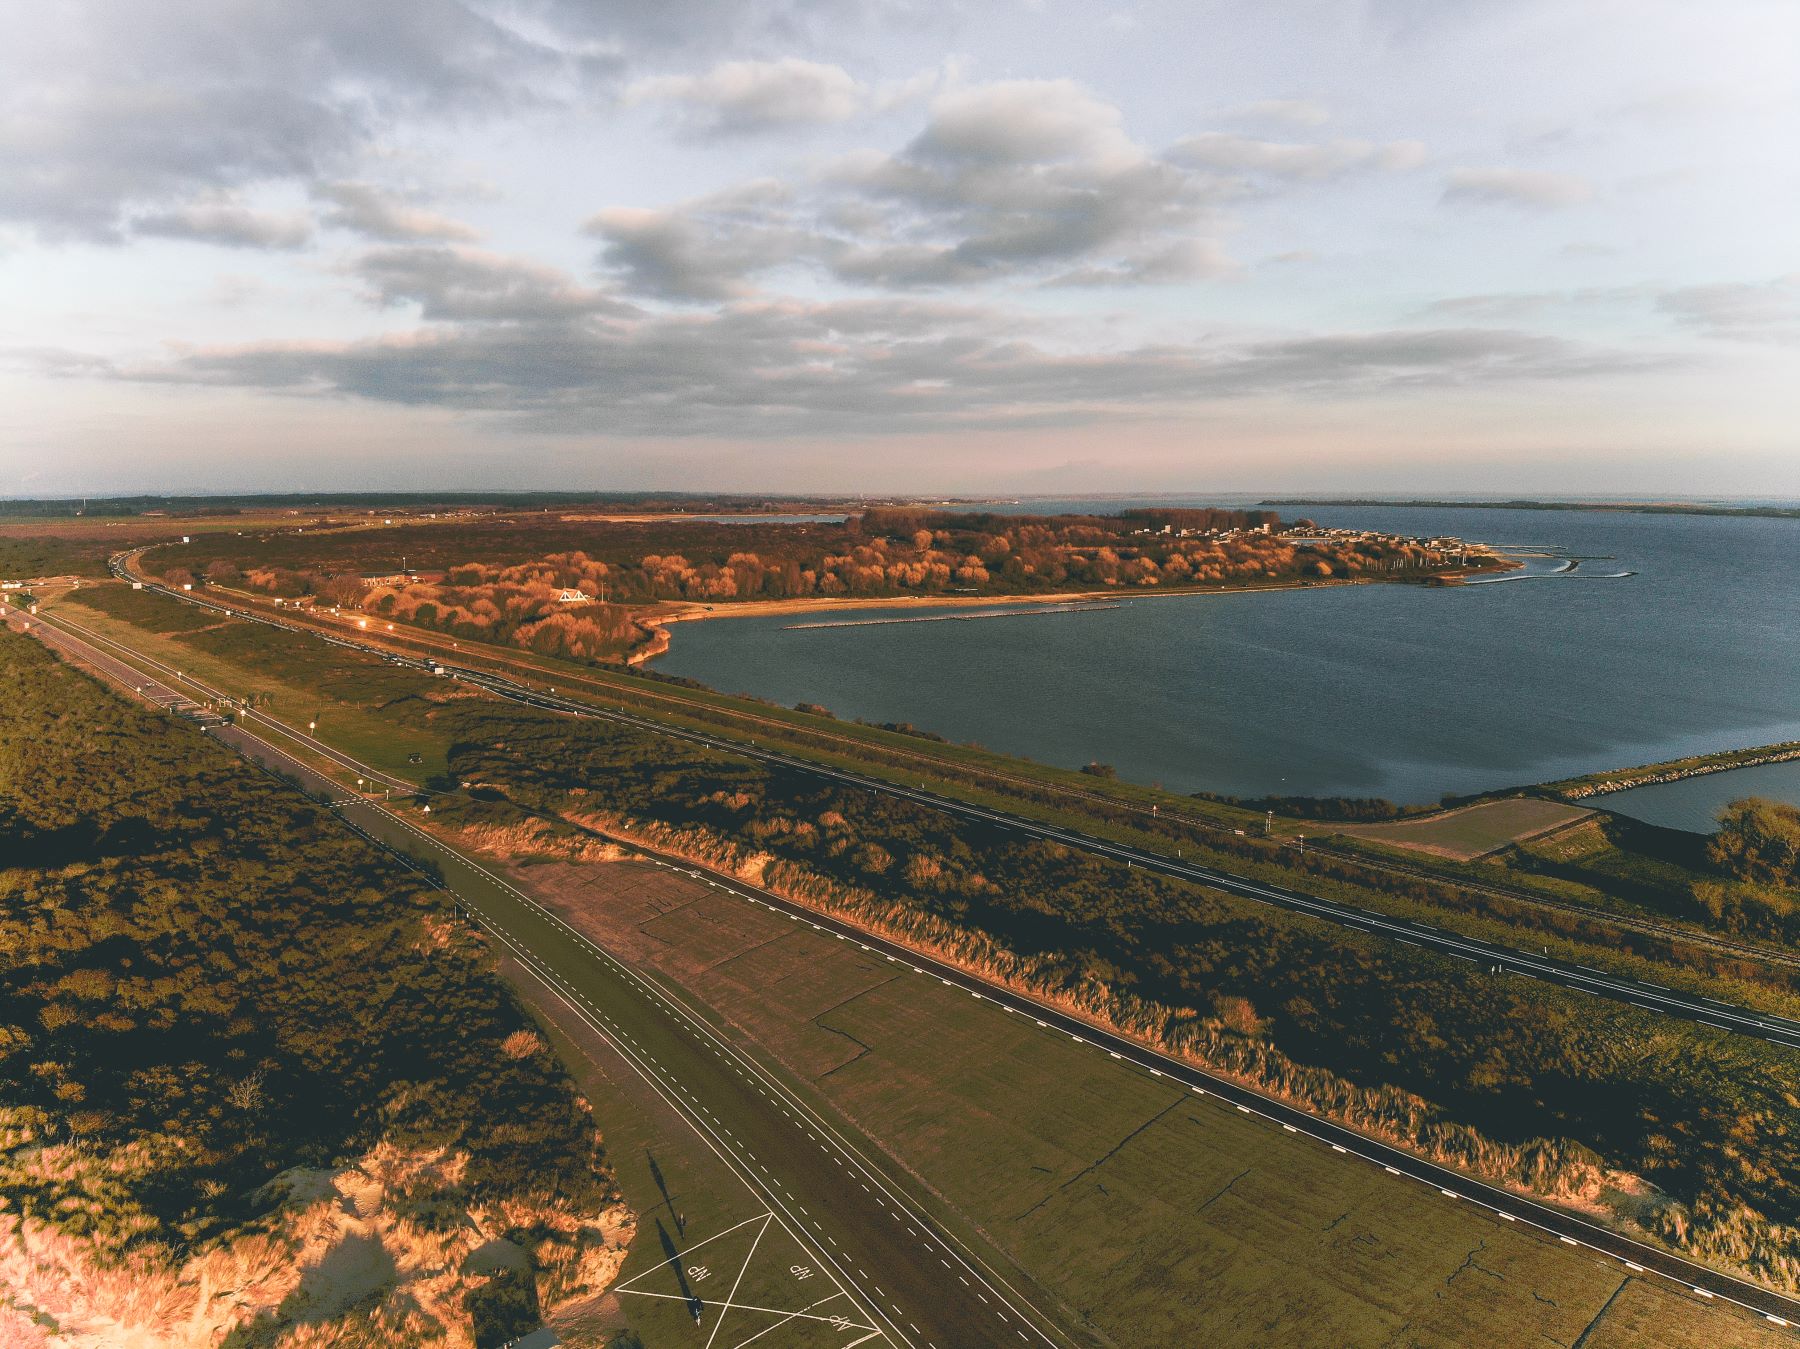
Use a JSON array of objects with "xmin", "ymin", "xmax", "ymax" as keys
[
  {"xmin": 1226, "ymin": 99, "xmax": 1331, "ymax": 127},
  {"xmin": 1442, "ymin": 167, "xmax": 1594, "ymax": 208},
  {"xmin": 1168, "ymin": 133, "xmax": 1425, "ymax": 178},
  {"xmin": 313, "ymin": 182, "xmax": 480, "ymax": 242},
  {"xmin": 352, "ymin": 245, "xmax": 633, "ymax": 322},
  {"xmin": 1657, "ymin": 276, "xmax": 1800, "ymax": 344},
  {"xmin": 44, "ymin": 303, "xmax": 1671, "ymax": 440},
  {"xmin": 908, "ymin": 80, "xmax": 1140, "ymax": 168},
  {"xmin": 130, "ymin": 197, "xmax": 313, "ymax": 250},
  {"xmin": 0, "ymin": 0, "xmax": 602, "ymax": 242},
  {"xmin": 584, "ymin": 181, "xmax": 808, "ymax": 301},
  {"xmin": 627, "ymin": 58, "xmax": 863, "ymax": 135}
]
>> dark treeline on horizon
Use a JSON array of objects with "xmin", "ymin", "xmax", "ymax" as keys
[{"xmin": 0, "ymin": 491, "xmax": 885, "ymax": 519}]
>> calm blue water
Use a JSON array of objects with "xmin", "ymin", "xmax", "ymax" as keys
[
  {"xmin": 654, "ymin": 505, "xmax": 1800, "ymax": 818},
  {"xmin": 1600, "ymin": 760, "xmax": 1800, "ymax": 833}
]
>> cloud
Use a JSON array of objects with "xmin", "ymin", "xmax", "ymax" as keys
[
  {"xmin": 627, "ymin": 58, "xmax": 863, "ymax": 135},
  {"xmin": 130, "ymin": 197, "xmax": 313, "ymax": 249},
  {"xmin": 1045, "ymin": 239, "xmax": 1238, "ymax": 288},
  {"xmin": 821, "ymin": 80, "xmax": 1236, "ymax": 288},
  {"xmin": 0, "ymin": 0, "xmax": 611, "ymax": 242},
  {"xmin": 584, "ymin": 181, "xmax": 809, "ymax": 301},
  {"xmin": 906, "ymin": 80, "xmax": 1140, "ymax": 166},
  {"xmin": 313, "ymin": 181, "xmax": 479, "ymax": 242},
  {"xmin": 352, "ymin": 245, "xmax": 634, "ymax": 322},
  {"xmin": 1224, "ymin": 99, "xmax": 1331, "ymax": 128},
  {"xmin": 580, "ymin": 81, "xmax": 1442, "ymax": 299},
  {"xmin": 1413, "ymin": 285, "xmax": 1653, "ymax": 321},
  {"xmin": 1442, "ymin": 167, "xmax": 1594, "ymax": 208},
  {"xmin": 1168, "ymin": 133, "xmax": 1426, "ymax": 179},
  {"xmin": 1657, "ymin": 276, "xmax": 1800, "ymax": 344},
  {"xmin": 46, "ymin": 301, "xmax": 1670, "ymax": 439}
]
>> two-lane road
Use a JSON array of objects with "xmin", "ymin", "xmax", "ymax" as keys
[{"xmin": 8, "ymin": 603, "xmax": 1085, "ymax": 1349}]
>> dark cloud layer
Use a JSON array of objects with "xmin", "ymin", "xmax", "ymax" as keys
[
  {"xmin": 55, "ymin": 293, "xmax": 1668, "ymax": 438},
  {"xmin": 0, "ymin": 0, "xmax": 855, "ymax": 241},
  {"xmin": 585, "ymin": 78, "xmax": 1428, "ymax": 300}
]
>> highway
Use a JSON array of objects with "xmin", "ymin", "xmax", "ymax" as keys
[
  {"xmin": 96, "ymin": 555, "xmax": 1800, "ymax": 1053},
  {"xmin": 14, "ymin": 590, "xmax": 1800, "ymax": 1333},
  {"xmin": 6, "ymin": 602, "xmax": 1085, "ymax": 1349}
]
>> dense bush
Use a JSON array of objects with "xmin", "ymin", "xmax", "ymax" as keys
[
  {"xmin": 1711, "ymin": 797, "xmax": 1800, "ymax": 887},
  {"xmin": 0, "ymin": 635, "xmax": 609, "ymax": 1255}
]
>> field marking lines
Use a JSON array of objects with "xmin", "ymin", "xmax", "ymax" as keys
[
  {"xmin": 362, "ymin": 814, "xmax": 1072, "ymax": 1349},
  {"xmin": 462, "ymin": 921, "xmax": 904, "ymax": 1347},
  {"xmin": 702, "ymin": 1214, "xmax": 770, "ymax": 1349}
]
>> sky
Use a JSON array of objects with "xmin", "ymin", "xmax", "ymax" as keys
[{"xmin": 2, "ymin": 0, "xmax": 1795, "ymax": 498}]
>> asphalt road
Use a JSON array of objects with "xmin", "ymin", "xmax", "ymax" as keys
[
  {"xmin": 40, "ymin": 569, "xmax": 1800, "ymax": 1330},
  {"xmin": 8, "ymin": 604, "xmax": 1084, "ymax": 1349}
]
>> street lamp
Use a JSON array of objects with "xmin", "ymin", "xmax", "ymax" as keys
[{"xmin": 308, "ymin": 720, "xmax": 317, "ymax": 735}]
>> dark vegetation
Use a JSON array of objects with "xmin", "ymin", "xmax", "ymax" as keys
[
  {"xmin": 465, "ymin": 1265, "xmax": 541, "ymax": 1348},
  {"xmin": 144, "ymin": 505, "xmax": 1497, "ymax": 670},
  {"xmin": 426, "ymin": 698, "xmax": 1800, "ymax": 1282},
  {"xmin": 0, "ymin": 633, "xmax": 609, "ymax": 1257},
  {"xmin": 0, "ymin": 530, "xmax": 120, "ymax": 580},
  {"xmin": 0, "ymin": 491, "xmax": 854, "ymax": 519},
  {"xmin": 1197, "ymin": 792, "xmax": 1413, "ymax": 821},
  {"xmin": 1711, "ymin": 797, "xmax": 1800, "ymax": 887},
  {"xmin": 45, "ymin": 578, "xmax": 1800, "ymax": 1283},
  {"xmin": 1504, "ymin": 809, "xmax": 1800, "ymax": 944}
]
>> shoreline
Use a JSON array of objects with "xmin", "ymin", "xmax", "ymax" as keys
[
  {"xmin": 1548, "ymin": 742, "xmax": 1800, "ymax": 801},
  {"xmin": 645, "ymin": 569, "xmax": 1503, "ymax": 629}
]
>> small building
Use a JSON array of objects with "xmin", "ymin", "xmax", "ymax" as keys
[{"xmin": 556, "ymin": 588, "xmax": 592, "ymax": 604}]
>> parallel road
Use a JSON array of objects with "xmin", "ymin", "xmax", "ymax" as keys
[
  {"xmin": 100, "ymin": 555, "xmax": 1800, "ymax": 1052},
  {"xmin": 497, "ymin": 690, "xmax": 1800, "ymax": 1052},
  {"xmin": 7, "ymin": 603, "xmax": 1082, "ymax": 1349},
  {"xmin": 115, "ymin": 552, "xmax": 1800, "ymax": 978},
  {"xmin": 18, "ymin": 597, "xmax": 1800, "ymax": 1333}
]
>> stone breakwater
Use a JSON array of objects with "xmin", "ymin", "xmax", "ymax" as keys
[{"xmin": 1559, "ymin": 743, "xmax": 1800, "ymax": 800}]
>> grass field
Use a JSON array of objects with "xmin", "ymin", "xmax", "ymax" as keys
[
  {"xmin": 57, "ymin": 586, "xmax": 456, "ymax": 781},
  {"xmin": 1332, "ymin": 797, "xmax": 1594, "ymax": 860},
  {"xmin": 501, "ymin": 853, "xmax": 1788, "ymax": 1348}
]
